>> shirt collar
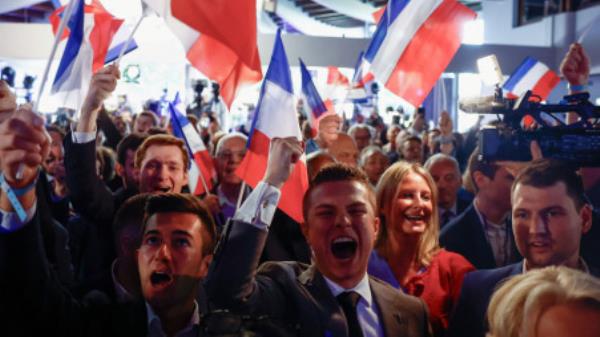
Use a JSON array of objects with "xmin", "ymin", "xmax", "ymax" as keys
[
  {"xmin": 145, "ymin": 301, "xmax": 200, "ymax": 337},
  {"xmin": 323, "ymin": 273, "xmax": 373, "ymax": 308},
  {"xmin": 522, "ymin": 258, "xmax": 591, "ymax": 274}
]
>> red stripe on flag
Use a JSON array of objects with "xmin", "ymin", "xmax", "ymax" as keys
[
  {"xmin": 385, "ymin": 0, "xmax": 476, "ymax": 107},
  {"xmin": 327, "ymin": 67, "xmax": 349, "ymax": 86},
  {"xmin": 372, "ymin": 6, "xmax": 386, "ymax": 24},
  {"xmin": 192, "ymin": 151, "xmax": 216, "ymax": 195},
  {"xmin": 172, "ymin": 0, "xmax": 262, "ymax": 108},
  {"xmin": 531, "ymin": 70, "xmax": 560, "ymax": 101},
  {"xmin": 236, "ymin": 130, "xmax": 309, "ymax": 223}
]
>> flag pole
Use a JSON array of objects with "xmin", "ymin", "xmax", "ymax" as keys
[
  {"xmin": 33, "ymin": 0, "xmax": 77, "ymax": 112},
  {"xmin": 16, "ymin": 0, "xmax": 77, "ymax": 180},
  {"xmin": 114, "ymin": 12, "xmax": 145, "ymax": 66},
  {"xmin": 235, "ymin": 181, "xmax": 247, "ymax": 212}
]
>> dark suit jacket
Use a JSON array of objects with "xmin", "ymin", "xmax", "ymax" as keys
[
  {"xmin": 0, "ymin": 213, "xmax": 147, "ymax": 337},
  {"xmin": 446, "ymin": 262, "xmax": 522, "ymax": 337},
  {"xmin": 207, "ymin": 220, "xmax": 431, "ymax": 337},
  {"xmin": 446, "ymin": 261, "xmax": 600, "ymax": 337},
  {"xmin": 439, "ymin": 203, "xmax": 521, "ymax": 269}
]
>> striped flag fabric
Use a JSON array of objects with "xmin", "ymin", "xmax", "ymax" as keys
[
  {"xmin": 347, "ymin": 51, "xmax": 372, "ymax": 100},
  {"xmin": 300, "ymin": 59, "xmax": 334, "ymax": 133},
  {"xmin": 144, "ymin": 0, "xmax": 262, "ymax": 108},
  {"xmin": 49, "ymin": 0, "xmax": 130, "ymax": 72},
  {"xmin": 323, "ymin": 66, "xmax": 350, "ymax": 101},
  {"xmin": 169, "ymin": 94, "xmax": 216, "ymax": 195},
  {"xmin": 235, "ymin": 31, "xmax": 309, "ymax": 223},
  {"xmin": 363, "ymin": 0, "xmax": 476, "ymax": 107},
  {"xmin": 503, "ymin": 57, "xmax": 560, "ymax": 101},
  {"xmin": 51, "ymin": 0, "xmax": 122, "ymax": 110}
]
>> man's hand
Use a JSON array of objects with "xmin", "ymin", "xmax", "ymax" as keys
[
  {"xmin": 560, "ymin": 43, "xmax": 590, "ymax": 88},
  {"xmin": 0, "ymin": 105, "xmax": 49, "ymax": 187},
  {"xmin": 78, "ymin": 64, "xmax": 120, "ymax": 132},
  {"xmin": 264, "ymin": 137, "xmax": 304, "ymax": 189}
]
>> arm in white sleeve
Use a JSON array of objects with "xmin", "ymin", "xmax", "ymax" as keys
[
  {"xmin": 232, "ymin": 182, "xmax": 281, "ymax": 231},
  {"xmin": 71, "ymin": 130, "xmax": 97, "ymax": 144}
]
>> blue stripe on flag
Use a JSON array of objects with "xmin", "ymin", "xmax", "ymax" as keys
[
  {"xmin": 503, "ymin": 57, "xmax": 538, "ymax": 92},
  {"xmin": 351, "ymin": 51, "xmax": 365, "ymax": 84},
  {"xmin": 104, "ymin": 40, "xmax": 138, "ymax": 64},
  {"xmin": 169, "ymin": 93, "xmax": 195, "ymax": 166},
  {"xmin": 263, "ymin": 30, "xmax": 293, "ymax": 94},
  {"xmin": 299, "ymin": 59, "xmax": 327, "ymax": 119},
  {"xmin": 364, "ymin": 0, "xmax": 410, "ymax": 62},
  {"xmin": 247, "ymin": 29, "xmax": 292, "ymax": 147},
  {"xmin": 52, "ymin": 0, "xmax": 85, "ymax": 91}
]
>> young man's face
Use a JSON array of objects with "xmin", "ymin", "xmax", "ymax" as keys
[
  {"xmin": 302, "ymin": 180, "xmax": 379, "ymax": 288},
  {"xmin": 512, "ymin": 182, "xmax": 592, "ymax": 269},
  {"xmin": 138, "ymin": 144, "xmax": 188, "ymax": 193},
  {"xmin": 137, "ymin": 212, "xmax": 212, "ymax": 310}
]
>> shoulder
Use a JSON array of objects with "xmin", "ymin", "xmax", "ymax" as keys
[
  {"xmin": 432, "ymin": 249, "xmax": 476, "ymax": 271},
  {"xmin": 463, "ymin": 262, "xmax": 522, "ymax": 290},
  {"xmin": 370, "ymin": 276, "xmax": 425, "ymax": 312}
]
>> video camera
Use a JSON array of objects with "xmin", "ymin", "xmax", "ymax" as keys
[{"xmin": 460, "ymin": 88, "xmax": 600, "ymax": 167}]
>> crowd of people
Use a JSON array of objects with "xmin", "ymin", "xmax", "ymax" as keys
[{"xmin": 0, "ymin": 43, "xmax": 599, "ymax": 337}]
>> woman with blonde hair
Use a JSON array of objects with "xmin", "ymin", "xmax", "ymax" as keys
[
  {"xmin": 368, "ymin": 161, "xmax": 475, "ymax": 337},
  {"xmin": 487, "ymin": 266, "xmax": 600, "ymax": 337}
]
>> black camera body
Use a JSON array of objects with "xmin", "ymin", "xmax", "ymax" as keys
[{"xmin": 461, "ymin": 90, "xmax": 600, "ymax": 167}]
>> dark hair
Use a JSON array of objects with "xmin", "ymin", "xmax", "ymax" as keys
[
  {"xmin": 116, "ymin": 133, "xmax": 147, "ymax": 166},
  {"xmin": 46, "ymin": 125, "xmax": 66, "ymax": 140},
  {"xmin": 302, "ymin": 163, "xmax": 375, "ymax": 221},
  {"xmin": 143, "ymin": 193, "xmax": 217, "ymax": 256},
  {"xmin": 467, "ymin": 147, "xmax": 499, "ymax": 192},
  {"xmin": 113, "ymin": 193, "xmax": 151, "ymax": 252},
  {"xmin": 97, "ymin": 146, "xmax": 117, "ymax": 182},
  {"xmin": 513, "ymin": 159, "xmax": 587, "ymax": 210}
]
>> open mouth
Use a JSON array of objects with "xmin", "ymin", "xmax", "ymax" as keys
[
  {"xmin": 150, "ymin": 271, "xmax": 173, "ymax": 287},
  {"xmin": 331, "ymin": 237, "xmax": 357, "ymax": 259},
  {"xmin": 404, "ymin": 214, "xmax": 425, "ymax": 221},
  {"xmin": 153, "ymin": 186, "xmax": 171, "ymax": 193}
]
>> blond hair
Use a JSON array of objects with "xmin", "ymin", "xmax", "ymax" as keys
[
  {"xmin": 134, "ymin": 134, "xmax": 189, "ymax": 169},
  {"xmin": 375, "ymin": 161, "xmax": 440, "ymax": 267},
  {"xmin": 487, "ymin": 266, "xmax": 600, "ymax": 337}
]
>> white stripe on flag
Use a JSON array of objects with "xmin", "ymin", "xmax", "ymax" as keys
[
  {"xmin": 256, "ymin": 81, "xmax": 302, "ymax": 140},
  {"xmin": 370, "ymin": 0, "xmax": 442, "ymax": 83},
  {"xmin": 182, "ymin": 123, "xmax": 208, "ymax": 152},
  {"xmin": 512, "ymin": 62, "xmax": 549, "ymax": 96},
  {"xmin": 143, "ymin": 0, "xmax": 199, "ymax": 50}
]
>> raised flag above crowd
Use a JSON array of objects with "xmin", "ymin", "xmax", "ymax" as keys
[
  {"xmin": 236, "ymin": 31, "xmax": 309, "ymax": 223},
  {"xmin": 144, "ymin": 0, "xmax": 262, "ymax": 108},
  {"xmin": 169, "ymin": 94, "xmax": 216, "ymax": 196},
  {"xmin": 51, "ymin": 0, "xmax": 122, "ymax": 111},
  {"xmin": 503, "ymin": 57, "xmax": 560, "ymax": 101},
  {"xmin": 363, "ymin": 0, "xmax": 476, "ymax": 107}
]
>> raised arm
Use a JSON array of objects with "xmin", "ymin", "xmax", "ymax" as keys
[{"xmin": 206, "ymin": 137, "xmax": 302, "ymax": 313}]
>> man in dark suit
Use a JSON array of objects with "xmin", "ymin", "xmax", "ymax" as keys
[
  {"xmin": 447, "ymin": 159, "xmax": 599, "ymax": 337},
  {"xmin": 0, "ymin": 106, "xmax": 217, "ymax": 336},
  {"xmin": 207, "ymin": 137, "xmax": 431, "ymax": 337},
  {"xmin": 440, "ymin": 151, "xmax": 521, "ymax": 269},
  {"xmin": 424, "ymin": 153, "xmax": 472, "ymax": 228}
]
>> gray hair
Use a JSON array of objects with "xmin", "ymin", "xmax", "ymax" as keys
[
  {"xmin": 424, "ymin": 153, "xmax": 460, "ymax": 173},
  {"xmin": 359, "ymin": 145, "xmax": 386, "ymax": 167},
  {"xmin": 348, "ymin": 123, "xmax": 375, "ymax": 140},
  {"xmin": 215, "ymin": 132, "xmax": 248, "ymax": 155}
]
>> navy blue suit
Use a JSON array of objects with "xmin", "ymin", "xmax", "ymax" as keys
[
  {"xmin": 446, "ymin": 262, "xmax": 522, "ymax": 337},
  {"xmin": 439, "ymin": 203, "xmax": 521, "ymax": 269}
]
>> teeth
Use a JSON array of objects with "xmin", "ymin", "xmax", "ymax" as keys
[
  {"xmin": 333, "ymin": 237, "xmax": 354, "ymax": 244},
  {"xmin": 405, "ymin": 215, "xmax": 423, "ymax": 220}
]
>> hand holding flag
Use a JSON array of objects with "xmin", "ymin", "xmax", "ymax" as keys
[{"xmin": 264, "ymin": 137, "xmax": 304, "ymax": 189}]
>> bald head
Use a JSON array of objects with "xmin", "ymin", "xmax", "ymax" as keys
[{"xmin": 327, "ymin": 132, "xmax": 358, "ymax": 167}]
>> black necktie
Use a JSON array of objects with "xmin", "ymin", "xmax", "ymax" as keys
[{"xmin": 337, "ymin": 291, "xmax": 365, "ymax": 337}]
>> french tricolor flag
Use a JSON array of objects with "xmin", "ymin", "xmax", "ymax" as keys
[
  {"xmin": 503, "ymin": 57, "xmax": 560, "ymax": 101},
  {"xmin": 236, "ymin": 31, "xmax": 309, "ymax": 223},
  {"xmin": 300, "ymin": 59, "xmax": 334, "ymax": 134},
  {"xmin": 170, "ymin": 94, "xmax": 216, "ymax": 196},
  {"xmin": 347, "ymin": 51, "xmax": 371, "ymax": 100},
  {"xmin": 364, "ymin": 0, "xmax": 476, "ymax": 107},
  {"xmin": 323, "ymin": 66, "xmax": 350, "ymax": 101},
  {"xmin": 50, "ymin": 0, "xmax": 123, "ymax": 110}
]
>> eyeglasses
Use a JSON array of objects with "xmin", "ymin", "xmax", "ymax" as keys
[{"xmin": 216, "ymin": 150, "xmax": 246, "ymax": 161}]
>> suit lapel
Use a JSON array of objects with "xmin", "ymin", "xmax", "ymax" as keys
[
  {"xmin": 298, "ymin": 265, "xmax": 347, "ymax": 337},
  {"xmin": 466, "ymin": 206, "xmax": 497, "ymax": 268},
  {"xmin": 370, "ymin": 279, "xmax": 406, "ymax": 337}
]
